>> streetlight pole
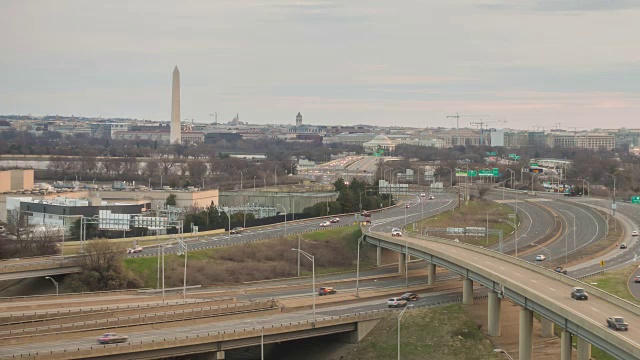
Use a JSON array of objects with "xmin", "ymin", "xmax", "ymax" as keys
[
  {"xmin": 177, "ymin": 240, "xmax": 188, "ymax": 302},
  {"xmin": 356, "ymin": 235, "xmax": 363, "ymax": 298},
  {"xmin": 292, "ymin": 249, "xmax": 315, "ymax": 322},
  {"xmin": 606, "ymin": 173, "xmax": 616, "ymax": 219},
  {"xmin": 239, "ymin": 171, "xmax": 243, "ymax": 191},
  {"xmin": 274, "ymin": 166, "xmax": 278, "ymax": 187},
  {"xmin": 253, "ymin": 176, "xmax": 256, "ymax": 191},
  {"xmin": 277, "ymin": 204, "xmax": 287, "ymax": 236},
  {"xmin": 219, "ymin": 208, "xmax": 232, "ymax": 244},
  {"xmin": 398, "ymin": 305, "xmax": 413, "ymax": 360},
  {"xmin": 297, "ymin": 235, "xmax": 301, "ymax": 277},
  {"xmin": 44, "ymin": 277, "xmax": 58, "ymax": 295},
  {"xmin": 245, "ymin": 320, "xmax": 264, "ymax": 360}
]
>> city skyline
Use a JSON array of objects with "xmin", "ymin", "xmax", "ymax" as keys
[{"xmin": 1, "ymin": 1, "xmax": 639, "ymax": 129}]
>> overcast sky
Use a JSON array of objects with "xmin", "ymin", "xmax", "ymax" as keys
[{"xmin": 1, "ymin": 0, "xmax": 639, "ymax": 130}]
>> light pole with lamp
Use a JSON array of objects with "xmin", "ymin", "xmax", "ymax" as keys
[
  {"xmin": 274, "ymin": 166, "xmax": 279, "ymax": 186},
  {"xmin": 500, "ymin": 219, "xmax": 517, "ymax": 257},
  {"xmin": 606, "ymin": 172, "xmax": 616, "ymax": 219},
  {"xmin": 239, "ymin": 170, "xmax": 243, "ymax": 191},
  {"xmin": 356, "ymin": 235, "xmax": 364, "ymax": 298},
  {"xmin": 398, "ymin": 304, "xmax": 414, "ymax": 360},
  {"xmin": 253, "ymin": 176, "xmax": 256, "ymax": 191},
  {"xmin": 219, "ymin": 208, "xmax": 232, "ymax": 244},
  {"xmin": 277, "ymin": 204, "xmax": 287, "ymax": 236},
  {"xmin": 44, "ymin": 277, "xmax": 58, "ymax": 295},
  {"xmin": 177, "ymin": 239, "xmax": 188, "ymax": 302},
  {"xmin": 244, "ymin": 320, "xmax": 264, "ymax": 360},
  {"xmin": 291, "ymin": 248, "xmax": 315, "ymax": 322}
]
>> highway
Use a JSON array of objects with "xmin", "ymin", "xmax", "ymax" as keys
[{"xmin": 367, "ymin": 230, "xmax": 640, "ymax": 360}]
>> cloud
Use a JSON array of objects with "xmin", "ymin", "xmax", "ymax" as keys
[{"xmin": 478, "ymin": 0, "xmax": 640, "ymax": 12}]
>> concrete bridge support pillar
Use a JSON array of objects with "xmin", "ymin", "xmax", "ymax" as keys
[
  {"xmin": 487, "ymin": 291, "xmax": 501, "ymax": 336},
  {"xmin": 376, "ymin": 246, "xmax": 382, "ymax": 266},
  {"xmin": 560, "ymin": 330, "xmax": 572, "ymax": 360},
  {"xmin": 462, "ymin": 278, "xmax": 473, "ymax": 305},
  {"xmin": 398, "ymin": 253, "xmax": 406, "ymax": 274},
  {"xmin": 519, "ymin": 308, "xmax": 533, "ymax": 360},
  {"xmin": 540, "ymin": 317, "xmax": 554, "ymax": 338},
  {"xmin": 196, "ymin": 351, "xmax": 225, "ymax": 360},
  {"xmin": 577, "ymin": 337, "xmax": 591, "ymax": 360},
  {"xmin": 427, "ymin": 263, "xmax": 436, "ymax": 285}
]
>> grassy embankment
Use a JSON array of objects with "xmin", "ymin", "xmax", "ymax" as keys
[
  {"xmin": 124, "ymin": 225, "xmax": 374, "ymax": 288},
  {"xmin": 411, "ymin": 200, "xmax": 516, "ymax": 247},
  {"xmin": 345, "ymin": 305, "xmax": 500, "ymax": 360}
]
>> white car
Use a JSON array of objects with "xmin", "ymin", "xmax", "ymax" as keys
[
  {"xmin": 632, "ymin": 231, "xmax": 639, "ymax": 237},
  {"xmin": 391, "ymin": 228, "xmax": 402, "ymax": 237},
  {"xmin": 420, "ymin": 193, "xmax": 426, "ymax": 197},
  {"xmin": 387, "ymin": 297, "xmax": 408, "ymax": 308},
  {"xmin": 429, "ymin": 195, "xmax": 435, "ymax": 200},
  {"xmin": 127, "ymin": 246, "xmax": 143, "ymax": 254},
  {"xmin": 535, "ymin": 254, "xmax": 546, "ymax": 261},
  {"xmin": 319, "ymin": 221, "xmax": 331, "ymax": 227}
]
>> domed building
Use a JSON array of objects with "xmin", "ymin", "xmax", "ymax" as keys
[{"xmin": 363, "ymin": 134, "xmax": 395, "ymax": 154}]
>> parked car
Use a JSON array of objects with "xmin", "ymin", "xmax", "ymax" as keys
[
  {"xmin": 127, "ymin": 246, "xmax": 143, "ymax": 254},
  {"xmin": 429, "ymin": 195, "xmax": 435, "ymax": 200},
  {"xmin": 387, "ymin": 297, "xmax": 408, "ymax": 308},
  {"xmin": 620, "ymin": 243, "xmax": 627, "ymax": 249},
  {"xmin": 632, "ymin": 230, "xmax": 639, "ymax": 237},
  {"xmin": 330, "ymin": 217, "xmax": 340, "ymax": 223},
  {"xmin": 391, "ymin": 228, "xmax": 402, "ymax": 237},
  {"xmin": 571, "ymin": 287, "xmax": 588, "ymax": 300},
  {"xmin": 606, "ymin": 316, "xmax": 629, "ymax": 331},
  {"xmin": 318, "ymin": 287, "xmax": 336, "ymax": 296},
  {"xmin": 405, "ymin": 204, "xmax": 410, "ymax": 208},
  {"xmin": 401, "ymin": 293, "xmax": 419, "ymax": 301},
  {"xmin": 554, "ymin": 266, "xmax": 568, "ymax": 275},
  {"xmin": 634, "ymin": 276, "xmax": 640, "ymax": 283},
  {"xmin": 319, "ymin": 221, "xmax": 331, "ymax": 227},
  {"xmin": 230, "ymin": 227, "xmax": 244, "ymax": 234},
  {"xmin": 535, "ymin": 254, "xmax": 546, "ymax": 261},
  {"xmin": 97, "ymin": 333, "xmax": 128, "ymax": 344},
  {"xmin": 420, "ymin": 193, "xmax": 426, "ymax": 197}
]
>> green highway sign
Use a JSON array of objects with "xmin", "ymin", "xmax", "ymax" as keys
[
  {"xmin": 493, "ymin": 168, "xmax": 499, "ymax": 176},
  {"xmin": 479, "ymin": 169, "xmax": 492, "ymax": 176},
  {"xmin": 514, "ymin": 156, "xmax": 521, "ymax": 160},
  {"xmin": 468, "ymin": 170, "xmax": 477, "ymax": 177},
  {"xmin": 632, "ymin": 196, "xmax": 640, "ymax": 204},
  {"xmin": 486, "ymin": 152, "xmax": 497, "ymax": 156},
  {"xmin": 530, "ymin": 163, "xmax": 538, "ymax": 167},
  {"xmin": 508, "ymin": 153, "xmax": 516, "ymax": 158},
  {"xmin": 455, "ymin": 170, "xmax": 467, "ymax": 177}
]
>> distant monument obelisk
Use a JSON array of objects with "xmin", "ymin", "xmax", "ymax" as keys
[{"xmin": 170, "ymin": 66, "xmax": 181, "ymax": 144}]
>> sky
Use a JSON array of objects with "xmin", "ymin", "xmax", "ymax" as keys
[{"xmin": 1, "ymin": 0, "xmax": 639, "ymax": 130}]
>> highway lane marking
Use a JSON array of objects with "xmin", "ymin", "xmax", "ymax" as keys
[
  {"xmin": 549, "ymin": 287, "xmax": 557, "ymax": 292},
  {"xmin": 531, "ymin": 280, "xmax": 537, "ymax": 283},
  {"xmin": 591, "ymin": 307, "xmax": 601, "ymax": 313},
  {"xmin": 514, "ymin": 272, "xmax": 521, "ymax": 276},
  {"xmin": 500, "ymin": 267, "xmax": 505, "ymax": 270}
]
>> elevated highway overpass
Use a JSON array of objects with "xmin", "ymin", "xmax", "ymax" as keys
[{"xmin": 366, "ymin": 230, "xmax": 640, "ymax": 360}]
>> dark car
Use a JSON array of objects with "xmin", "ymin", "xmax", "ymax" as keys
[
  {"xmin": 554, "ymin": 266, "xmax": 568, "ymax": 275},
  {"xmin": 620, "ymin": 243, "xmax": 627, "ymax": 249},
  {"xmin": 97, "ymin": 333, "xmax": 128, "ymax": 344},
  {"xmin": 607, "ymin": 316, "xmax": 629, "ymax": 331},
  {"xmin": 318, "ymin": 287, "xmax": 336, "ymax": 296},
  {"xmin": 401, "ymin": 293, "xmax": 419, "ymax": 301},
  {"xmin": 571, "ymin": 287, "xmax": 588, "ymax": 300},
  {"xmin": 230, "ymin": 227, "xmax": 244, "ymax": 234}
]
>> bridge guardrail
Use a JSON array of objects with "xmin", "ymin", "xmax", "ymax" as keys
[{"xmin": 0, "ymin": 310, "xmax": 388, "ymax": 360}]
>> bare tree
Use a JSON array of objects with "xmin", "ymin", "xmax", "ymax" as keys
[{"xmin": 476, "ymin": 182, "xmax": 492, "ymax": 200}]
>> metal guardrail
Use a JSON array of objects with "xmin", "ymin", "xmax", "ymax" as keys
[{"xmin": 0, "ymin": 310, "xmax": 388, "ymax": 359}]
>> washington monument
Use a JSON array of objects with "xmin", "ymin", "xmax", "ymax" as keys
[{"xmin": 170, "ymin": 65, "xmax": 181, "ymax": 144}]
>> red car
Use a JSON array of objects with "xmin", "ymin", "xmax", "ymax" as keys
[
  {"xmin": 97, "ymin": 333, "xmax": 128, "ymax": 344},
  {"xmin": 330, "ymin": 218, "xmax": 340, "ymax": 223}
]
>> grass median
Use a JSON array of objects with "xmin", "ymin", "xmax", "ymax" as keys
[
  {"xmin": 412, "ymin": 199, "xmax": 516, "ymax": 247},
  {"xmin": 344, "ymin": 304, "xmax": 500, "ymax": 360},
  {"xmin": 124, "ymin": 225, "xmax": 375, "ymax": 288}
]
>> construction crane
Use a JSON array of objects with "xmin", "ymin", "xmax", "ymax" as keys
[
  {"xmin": 470, "ymin": 119, "xmax": 506, "ymax": 146},
  {"xmin": 447, "ymin": 113, "xmax": 490, "ymax": 146}
]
